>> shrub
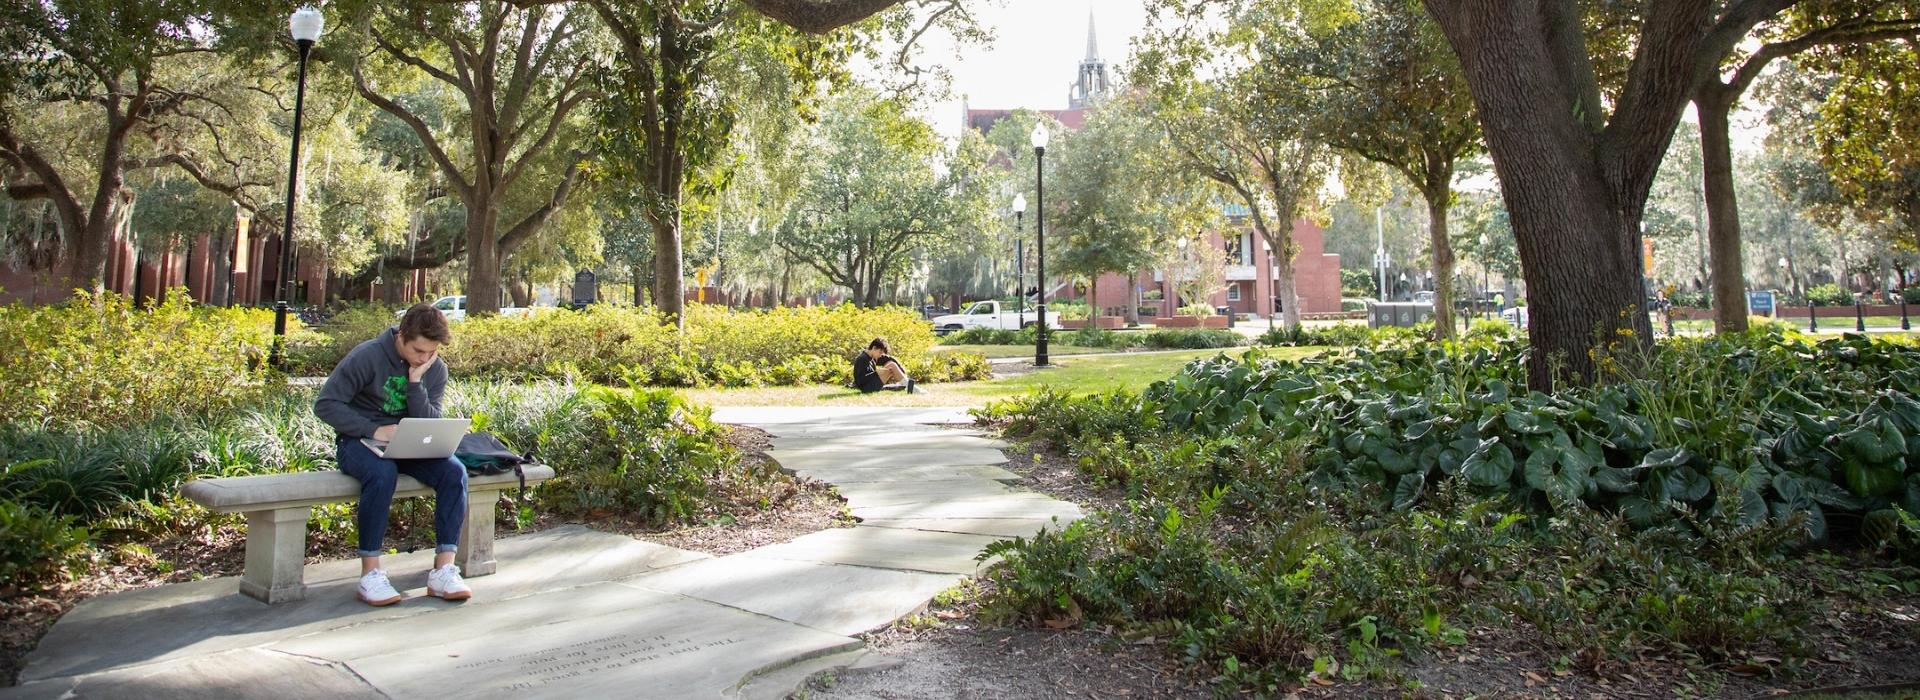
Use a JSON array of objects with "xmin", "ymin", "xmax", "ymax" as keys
[
  {"xmin": 1135, "ymin": 328, "xmax": 1243, "ymax": 349},
  {"xmin": 0, "ymin": 291, "xmax": 298, "ymax": 427},
  {"xmin": 1258, "ymin": 323, "xmax": 1408, "ymax": 348},
  {"xmin": 1050, "ymin": 301, "xmax": 1092, "ymax": 320},
  {"xmin": 1177, "ymin": 303, "xmax": 1215, "ymax": 318},
  {"xmin": 1904, "ymin": 287, "xmax": 1920, "ymax": 305},
  {"xmin": 942, "ymin": 326, "xmax": 1036, "ymax": 345},
  {"xmin": 376, "ymin": 303, "xmax": 945, "ymax": 386},
  {"xmin": 0, "ymin": 500, "xmax": 91, "ymax": 587},
  {"xmin": 532, "ymin": 385, "xmax": 747, "ymax": 524},
  {"xmin": 1804, "ymin": 283, "xmax": 1855, "ymax": 307},
  {"xmin": 1670, "ymin": 289, "xmax": 1711, "ymax": 308},
  {"xmin": 973, "ymin": 332, "xmax": 1891, "ymax": 685},
  {"xmin": 285, "ymin": 302, "xmax": 406, "ymax": 375}
]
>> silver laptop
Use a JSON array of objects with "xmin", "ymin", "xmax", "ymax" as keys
[{"xmin": 361, "ymin": 418, "xmax": 470, "ymax": 459}]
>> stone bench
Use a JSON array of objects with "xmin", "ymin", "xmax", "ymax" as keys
[{"xmin": 181, "ymin": 466, "xmax": 555, "ymax": 604}]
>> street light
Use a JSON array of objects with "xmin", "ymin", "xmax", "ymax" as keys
[
  {"xmin": 272, "ymin": 6, "xmax": 324, "ymax": 369},
  {"xmin": 1031, "ymin": 123, "xmax": 1051, "ymax": 367},
  {"xmin": 1013, "ymin": 193, "xmax": 1026, "ymax": 329}
]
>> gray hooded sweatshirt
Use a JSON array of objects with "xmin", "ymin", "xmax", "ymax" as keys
[{"xmin": 314, "ymin": 326, "xmax": 447, "ymax": 439}]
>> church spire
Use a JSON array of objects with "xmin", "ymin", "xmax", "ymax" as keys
[{"xmin": 1085, "ymin": 11, "xmax": 1099, "ymax": 62}]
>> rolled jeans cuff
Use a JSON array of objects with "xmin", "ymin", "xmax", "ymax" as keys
[
  {"xmin": 436, "ymin": 544, "xmax": 459, "ymax": 554},
  {"xmin": 356, "ymin": 549, "xmax": 384, "ymax": 558}
]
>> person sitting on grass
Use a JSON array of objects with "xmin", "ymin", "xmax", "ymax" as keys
[
  {"xmin": 852, "ymin": 337, "xmax": 916, "ymax": 394},
  {"xmin": 314, "ymin": 303, "xmax": 471, "ymax": 607}
]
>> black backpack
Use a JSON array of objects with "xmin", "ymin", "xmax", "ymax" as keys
[{"xmin": 455, "ymin": 432, "xmax": 537, "ymax": 508}]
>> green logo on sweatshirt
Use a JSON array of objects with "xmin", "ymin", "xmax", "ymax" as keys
[{"xmin": 382, "ymin": 376, "xmax": 407, "ymax": 414}]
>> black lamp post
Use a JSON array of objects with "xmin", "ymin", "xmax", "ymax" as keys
[
  {"xmin": 1856, "ymin": 294, "xmax": 1867, "ymax": 332},
  {"xmin": 1900, "ymin": 288, "xmax": 1911, "ymax": 331},
  {"xmin": 1031, "ymin": 123, "xmax": 1051, "ymax": 367},
  {"xmin": 1808, "ymin": 299, "xmax": 1818, "ymax": 333},
  {"xmin": 1014, "ymin": 194, "xmax": 1026, "ymax": 329},
  {"xmin": 272, "ymin": 6, "xmax": 324, "ymax": 369}
]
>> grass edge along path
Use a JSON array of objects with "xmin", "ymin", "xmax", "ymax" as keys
[{"xmin": 677, "ymin": 347, "xmax": 1328, "ymax": 407}]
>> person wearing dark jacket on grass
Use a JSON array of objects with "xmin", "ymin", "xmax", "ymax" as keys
[
  {"xmin": 852, "ymin": 337, "xmax": 916, "ymax": 394},
  {"xmin": 313, "ymin": 303, "xmax": 471, "ymax": 606}
]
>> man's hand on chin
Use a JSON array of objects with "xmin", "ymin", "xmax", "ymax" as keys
[{"xmin": 407, "ymin": 355, "xmax": 434, "ymax": 382}]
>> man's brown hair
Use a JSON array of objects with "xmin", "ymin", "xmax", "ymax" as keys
[
  {"xmin": 398, "ymin": 303, "xmax": 452, "ymax": 343},
  {"xmin": 867, "ymin": 337, "xmax": 891, "ymax": 354}
]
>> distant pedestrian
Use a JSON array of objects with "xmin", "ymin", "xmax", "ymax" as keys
[{"xmin": 851, "ymin": 337, "xmax": 916, "ymax": 394}]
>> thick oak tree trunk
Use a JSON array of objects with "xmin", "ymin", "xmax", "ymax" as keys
[{"xmin": 1425, "ymin": 1, "xmax": 1661, "ymax": 387}]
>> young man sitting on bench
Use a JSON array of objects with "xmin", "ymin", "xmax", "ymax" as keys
[{"xmin": 851, "ymin": 337, "xmax": 916, "ymax": 394}]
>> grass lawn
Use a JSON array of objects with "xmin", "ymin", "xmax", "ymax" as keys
[
  {"xmin": 679, "ymin": 346, "xmax": 1326, "ymax": 407},
  {"xmin": 1672, "ymin": 316, "xmax": 1914, "ymax": 331},
  {"xmin": 930, "ymin": 344, "xmax": 1110, "ymax": 359}
]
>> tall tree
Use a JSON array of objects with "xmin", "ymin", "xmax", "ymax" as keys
[
  {"xmin": 0, "ymin": 0, "xmax": 273, "ymax": 292},
  {"xmin": 1416, "ymin": 0, "xmax": 1848, "ymax": 385},
  {"xmin": 347, "ymin": 2, "xmax": 596, "ymax": 315},
  {"xmin": 775, "ymin": 90, "xmax": 997, "ymax": 307},
  {"xmin": 1271, "ymin": 0, "xmax": 1482, "ymax": 337},
  {"xmin": 1691, "ymin": 2, "xmax": 1918, "ymax": 332},
  {"xmin": 1136, "ymin": 10, "xmax": 1333, "ymax": 330},
  {"xmin": 1052, "ymin": 94, "xmax": 1215, "ymax": 325}
]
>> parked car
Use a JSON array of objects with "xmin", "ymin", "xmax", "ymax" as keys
[
  {"xmin": 929, "ymin": 300, "xmax": 1060, "ymax": 332},
  {"xmin": 1500, "ymin": 305, "xmax": 1529, "ymax": 329},
  {"xmin": 398, "ymin": 295, "xmax": 533, "ymax": 322}
]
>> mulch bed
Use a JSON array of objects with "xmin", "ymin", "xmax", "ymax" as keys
[{"xmin": 811, "ymin": 428, "xmax": 1920, "ymax": 700}]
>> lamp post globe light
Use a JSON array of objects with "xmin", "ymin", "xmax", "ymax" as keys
[
  {"xmin": 1031, "ymin": 123, "xmax": 1051, "ymax": 367},
  {"xmin": 1014, "ymin": 193, "xmax": 1027, "ymax": 328},
  {"xmin": 272, "ymin": 6, "xmax": 324, "ymax": 369}
]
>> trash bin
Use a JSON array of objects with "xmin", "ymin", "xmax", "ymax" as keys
[
  {"xmin": 1216, "ymin": 306, "xmax": 1233, "ymax": 328},
  {"xmin": 1367, "ymin": 301, "xmax": 1435, "ymax": 328}
]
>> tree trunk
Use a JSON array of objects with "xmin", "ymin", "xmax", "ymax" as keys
[
  {"xmin": 1126, "ymin": 272, "xmax": 1141, "ymax": 326},
  {"xmin": 1261, "ymin": 224, "xmax": 1303, "ymax": 330},
  {"xmin": 1697, "ymin": 89, "xmax": 1748, "ymax": 334},
  {"xmin": 1425, "ymin": 194, "xmax": 1457, "ymax": 339},
  {"xmin": 464, "ymin": 196, "xmax": 503, "ymax": 315},
  {"xmin": 1425, "ymin": 2, "xmax": 1658, "ymax": 387},
  {"xmin": 651, "ymin": 211, "xmax": 684, "ymax": 325},
  {"xmin": 507, "ymin": 278, "xmax": 531, "ymax": 307},
  {"xmin": 66, "ymin": 127, "xmax": 135, "ymax": 293}
]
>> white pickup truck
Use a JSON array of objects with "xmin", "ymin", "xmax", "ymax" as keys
[
  {"xmin": 399, "ymin": 295, "xmax": 534, "ymax": 322},
  {"xmin": 929, "ymin": 300, "xmax": 1061, "ymax": 332}
]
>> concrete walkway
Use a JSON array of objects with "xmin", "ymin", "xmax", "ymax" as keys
[{"xmin": 5, "ymin": 408, "xmax": 1077, "ymax": 700}]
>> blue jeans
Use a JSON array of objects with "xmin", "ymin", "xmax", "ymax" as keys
[{"xmin": 335, "ymin": 437, "xmax": 468, "ymax": 558}]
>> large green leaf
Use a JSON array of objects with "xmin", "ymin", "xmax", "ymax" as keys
[
  {"xmin": 1660, "ymin": 467, "xmax": 1711, "ymax": 502},
  {"xmin": 1461, "ymin": 440, "xmax": 1516, "ymax": 488},
  {"xmin": 1392, "ymin": 470, "xmax": 1427, "ymax": 511},
  {"xmin": 1523, "ymin": 442, "xmax": 1591, "ymax": 501},
  {"xmin": 1640, "ymin": 447, "xmax": 1692, "ymax": 470},
  {"xmin": 1844, "ymin": 463, "xmax": 1903, "ymax": 498}
]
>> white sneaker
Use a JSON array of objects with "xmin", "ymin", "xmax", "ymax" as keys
[
  {"xmin": 358, "ymin": 569, "xmax": 402, "ymax": 606},
  {"xmin": 427, "ymin": 563, "xmax": 472, "ymax": 601}
]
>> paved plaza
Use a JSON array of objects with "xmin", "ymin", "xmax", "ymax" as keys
[{"xmin": 4, "ymin": 408, "xmax": 1079, "ymax": 700}]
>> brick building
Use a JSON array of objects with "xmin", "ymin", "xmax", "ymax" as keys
[{"xmin": 963, "ymin": 14, "xmax": 1342, "ymax": 321}]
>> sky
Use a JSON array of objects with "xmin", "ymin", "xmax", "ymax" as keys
[
  {"xmin": 897, "ymin": 1, "xmax": 1154, "ymax": 140},
  {"xmin": 883, "ymin": 0, "xmax": 1769, "ymax": 155}
]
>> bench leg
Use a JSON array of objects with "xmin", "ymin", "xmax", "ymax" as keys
[
  {"xmin": 240, "ymin": 507, "xmax": 310, "ymax": 604},
  {"xmin": 457, "ymin": 491, "xmax": 500, "ymax": 577}
]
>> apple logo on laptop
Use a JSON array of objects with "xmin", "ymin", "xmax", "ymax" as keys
[{"xmin": 423, "ymin": 435, "xmax": 433, "ymax": 444}]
